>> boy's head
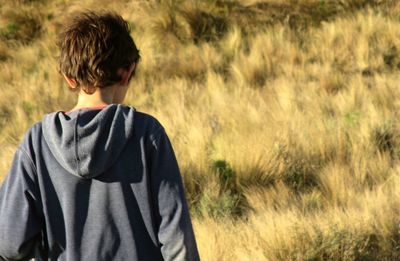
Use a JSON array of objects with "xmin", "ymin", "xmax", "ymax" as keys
[{"xmin": 59, "ymin": 11, "xmax": 140, "ymax": 94}]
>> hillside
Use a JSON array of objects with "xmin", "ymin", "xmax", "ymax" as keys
[{"xmin": 1, "ymin": 0, "xmax": 400, "ymax": 259}]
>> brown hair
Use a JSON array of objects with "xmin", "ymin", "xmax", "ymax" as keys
[{"xmin": 59, "ymin": 11, "xmax": 140, "ymax": 94}]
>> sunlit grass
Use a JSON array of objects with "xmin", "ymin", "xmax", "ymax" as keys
[{"xmin": 0, "ymin": 0, "xmax": 399, "ymax": 259}]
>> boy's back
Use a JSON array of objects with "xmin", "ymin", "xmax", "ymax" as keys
[{"xmin": 0, "ymin": 11, "xmax": 199, "ymax": 261}]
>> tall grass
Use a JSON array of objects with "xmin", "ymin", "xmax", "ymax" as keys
[{"xmin": 1, "ymin": 0, "xmax": 400, "ymax": 259}]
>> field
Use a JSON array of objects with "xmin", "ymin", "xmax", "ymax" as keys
[{"xmin": 1, "ymin": 0, "xmax": 400, "ymax": 259}]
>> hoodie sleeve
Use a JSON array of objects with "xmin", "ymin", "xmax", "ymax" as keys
[
  {"xmin": 0, "ymin": 148, "xmax": 42, "ymax": 261},
  {"xmin": 148, "ymin": 128, "xmax": 200, "ymax": 261}
]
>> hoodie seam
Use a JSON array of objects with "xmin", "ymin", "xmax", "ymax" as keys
[
  {"xmin": 17, "ymin": 147, "xmax": 39, "ymax": 177},
  {"xmin": 74, "ymin": 111, "xmax": 81, "ymax": 177}
]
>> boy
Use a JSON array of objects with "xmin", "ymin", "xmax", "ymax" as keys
[{"xmin": 0, "ymin": 11, "xmax": 200, "ymax": 261}]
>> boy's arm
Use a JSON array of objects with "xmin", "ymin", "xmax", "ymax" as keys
[
  {"xmin": 148, "ymin": 128, "xmax": 200, "ymax": 261},
  {"xmin": 0, "ymin": 148, "xmax": 42, "ymax": 260}
]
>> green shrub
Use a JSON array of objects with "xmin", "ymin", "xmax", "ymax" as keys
[{"xmin": 0, "ymin": 8, "xmax": 42, "ymax": 44}]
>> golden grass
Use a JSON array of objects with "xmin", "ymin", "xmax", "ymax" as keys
[{"xmin": 1, "ymin": 0, "xmax": 400, "ymax": 259}]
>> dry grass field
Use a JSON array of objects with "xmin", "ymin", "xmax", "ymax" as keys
[{"xmin": 1, "ymin": 0, "xmax": 400, "ymax": 260}]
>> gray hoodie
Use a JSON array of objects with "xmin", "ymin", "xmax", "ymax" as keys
[{"xmin": 0, "ymin": 104, "xmax": 200, "ymax": 261}]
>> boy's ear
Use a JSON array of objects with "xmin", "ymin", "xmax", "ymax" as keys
[{"xmin": 63, "ymin": 74, "xmax": 78, "ymax": 89}]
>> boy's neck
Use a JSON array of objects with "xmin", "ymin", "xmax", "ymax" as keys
[
  {"xmin": 71, "ymin": 86, "xmax": 116, "ymax": 111},
  {"xmin": 66, "ymin": 64, "xmax": 134, "ymax": 111}
]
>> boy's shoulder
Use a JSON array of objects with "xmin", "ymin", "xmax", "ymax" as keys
[
  {"xmin": 38, "ymin": 104, "xmax": 165, "ymax": 138},
  {"xmin": 40, "ymin": 104, "xmax": 164, "ymax": 132},
  {"xmin": 133, "ymin": 109, "xmax": 164, "ymax": 134},
  {"xmin": 104, "ymin": 104, "xmax": 165, "ymax": 135},
  {"xmin": 19, "ymin": 104, "xmax": 166, "ymax": 156}
]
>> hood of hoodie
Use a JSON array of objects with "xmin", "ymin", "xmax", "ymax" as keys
[{"xmin": 42, "ymin": 104, "xmax": 135, "ymax": 179}]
